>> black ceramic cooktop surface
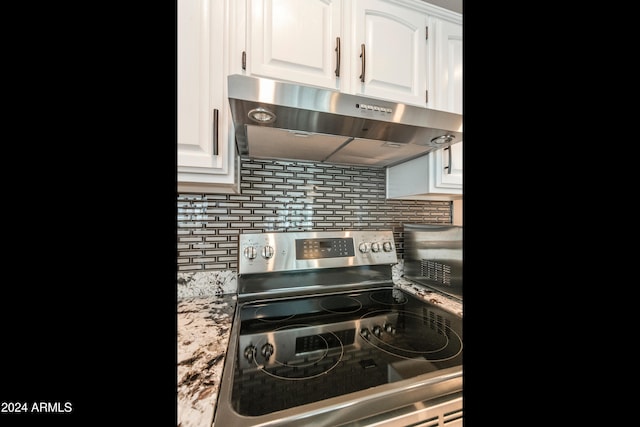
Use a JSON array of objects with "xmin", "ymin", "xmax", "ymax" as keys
[{"xmin": 232, "ymin": 287, "xmax": 462, "ymax": 416}]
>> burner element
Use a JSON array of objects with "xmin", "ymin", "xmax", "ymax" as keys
[
  {"xmin": 254, "ymin": 305, "xmax": 295, "ymax": 323},
  {"xmin": 247, "ymin": 326, "xmax": 345, "ymax": 381},
  {"xmin": 369, "ymin": 289, "xmax": 408, "ymax": 305},
  {"xmin": 360, "ymin": 310, "xmax": 462, "ymax": 362},
  {"xmin": 319, "ymin": 295, "xmax": 363, "ymax": 314}
]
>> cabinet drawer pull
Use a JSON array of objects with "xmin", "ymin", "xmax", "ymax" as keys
[
  {"xmin": 359, "ymin": 44, "xmax": 366, "ymax": 82},
  {"xmin": 334, "ymin": 37, "xmax": 341, "ymax": 77},
  {"xmin": 213, "ymin": 108, "xmax": 219, "ymax": 156}
]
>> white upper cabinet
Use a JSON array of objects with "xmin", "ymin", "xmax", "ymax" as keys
[
  {"xmin": 386, "ymin": 10, "xmax": 463, "ymax": 200},
  {"xmin": 351, "ymin": 0, "xmax": 428, "ymax": 107},
  {"xmin": 428, "ymin": 16, "xmax": 463, "ymax": 191},
  {"xmin": 177, "ymin": 0, "xmax": 239, "ymax": 193},
  {"xmin": 245, "ymin": 0, "xmax": 344, "ymax": 90},
  {"xmin": 237, "ymin": 0, "xmax": 460, "ymax": 108},
  {"xmin": 386, "ymin": 142, "xmax": 462, "ymax": 201}
]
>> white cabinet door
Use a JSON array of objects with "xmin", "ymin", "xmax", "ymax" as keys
[
  {"xmin": 352, "ymin": 0, "xmax": 428, "ymax": 106},
  {"xmin": 433, "ymin": 141, "xmax": 462, "ymax": 188},
  {"xmin": 431, "ymin": 17, "xmax": 463, "ymax": 114},
  {"xmin": 386, "ymin": 150, "xmax": 461, "ymax": 201},
  {"xmin": 177, "ymin": 0, "xmax": 238, "ymax": 193},
  {"xmin": 247, "ymin": 0, "xmax": 343, "ymax": 90}
]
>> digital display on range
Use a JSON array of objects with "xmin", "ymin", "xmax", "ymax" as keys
[{"xmin": 295, "ymin": 238, "xmax": 355, "ymax": 259}]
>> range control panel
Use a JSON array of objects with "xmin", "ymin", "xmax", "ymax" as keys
[
  {"xmin": 295, "ymin": 238, "xmax": 355, "ymax": 259},
  {"xmin": 239, "ymin": 230, "xmax": 397, "ymax": 275}
]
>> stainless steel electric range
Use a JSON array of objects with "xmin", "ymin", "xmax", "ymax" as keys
[{"xmin": 213, "ymin": 230, "xmax": 463, "ymax": 427}]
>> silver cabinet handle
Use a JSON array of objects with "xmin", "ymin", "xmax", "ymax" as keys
[
  {"xmin": 444, "ymin": 146, "xmax": 452, "ymax": 174},
  {"xmin": 359, "ymin": 44, "xmax": 366, "ymax": 82},
  {"xmin": 334, "ymin": 37, "xmax": 341, "ymax": 77},
  {"xmin": 213, "ymin": 109, "xmax": 219, "ymax": 156}
]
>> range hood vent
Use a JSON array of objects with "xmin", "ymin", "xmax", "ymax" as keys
[{"xmin": 227, "ymin": 75, "xmax": 462, "ymax": 168}]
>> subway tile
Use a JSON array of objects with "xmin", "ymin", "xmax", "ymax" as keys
[
  {"xmin": 203, "ymin": 236, "xmax": 230, "ymax": 241},
  {"xmin": 203, "ymin": 194, "xmax": 229, "ymax": 200},
  {"xmin": 202, "ymin": 222, "xmax": 229, "ymax": 228},
  {"xmin": 295, "ymin": 173, "xmax": 314, "ymax": 179},
  {"xmin": 285, "ymin": 166, "xmax": 305, "ymax": 172},
  {"xmin": 230, "ymin": 222, "xmax": 252, "ymax": 228},
  {"xmin": 241, "ymin": 189, "xmax": 263, "ymax": 195},
  {"xmin": 264, "ymin": 164, "xmax": 285, "ymax": 170},
  {"xmin": 203, "ymin": 249, "xmax": 228, "ymax": 255},
  {"xmin": 178, "ymin": 237, "xmax": 202, "ymax": 243},
  {"xmin": 242, "ymin": 176, "xmax": 263, "ymax": 182},
  {"xmin": 179, "ymin": 250, "xmax": 204, "ymax": 257},
  {"xmin": 191, "ymin": 230, "xmax": 218, "ymax": 236},
  {"xmin": 273, "ymin": 197, "xmax": 294, "ymax": 203},
  {"xmin": 218, "ymin": 229, "xmax": 240, "ymax": 235},
  {"xmin": 217, "ymin": 242, "xmax": 238, "ymax": 248},
  {"xmin": 253, "ymin": 209, "xmax": 278, "ymax": 215},
  {"xmin": 216, "ymin": 215, "xmax": 240, "ymax": 221}
]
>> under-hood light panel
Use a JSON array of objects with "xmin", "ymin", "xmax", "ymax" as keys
[
  {"xmin": 429, "ymin": 134, "xmax": 456, "ymax": 146},
  {"xmin": 248, "ymin": 107, "xmax": 276, "ymax": 123}
]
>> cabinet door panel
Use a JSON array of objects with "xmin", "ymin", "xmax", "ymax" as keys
[
  {"xmin": 432, "ymin": 18, "xmax": 462, "ymax": 114},
  {"xmin": 178, "ymin": 0, "xmax": 238, "ymax": 193},
  {"xmin": 354, "ymin": 0, "xmax": 427, "ymax": 106},
  {"xmin": 178, "ymin": 0, "xmax": 224, "ymax": 170},
  {"xmin": 250, "ymin": 0, "xmax": 341, "ymax": 89},
  {"xmin": 435, "ymin": 141, "xmax": 462, "ymax": 187}
]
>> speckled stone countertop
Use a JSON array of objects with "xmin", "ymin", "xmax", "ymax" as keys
[
  {"xmin": 177, "ymin": 294, "xmax": 236, "ymax": 427},
  {"xmin": 177, "ymin": 264, "xmax": 462, "ymax": 427}
]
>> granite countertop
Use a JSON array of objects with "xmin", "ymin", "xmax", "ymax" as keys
[
  {"xmin": 177, "ymin": 271, "xmax": 462, "ymax": 427},
  {"xmin": 177, "ymin": 294, "xmax": 236, "ymax": 427}
]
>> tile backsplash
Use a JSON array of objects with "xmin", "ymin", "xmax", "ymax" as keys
[{"xmin": 178, "ymin": 157, "xmax": 452, "ymax": 272}]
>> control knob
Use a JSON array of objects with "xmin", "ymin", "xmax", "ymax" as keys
[
  {"xmin": 383, "ymin": 323, "xmax": 396, "ymax": 335},
  {"xmin": 358, "ymin": 242, "xmax": 370, "ymax": 253},
  {"xmin": 372, "ymin": 325, "xmax": 382, "ymax": 337},
  {"xmin": 244, "ymin": 345, "xmax": 257, "ymax": 362},
  {"xmin": 261, "ymin": 343, "xmax": 274, "ymax": 360},
  {"xmin": 243, "ymin": 246, "xmax": 257, "ymax": 260},
  {"xmin": 382, "ymin": 241, "xmax": 393, "ymax": 252},
  {"xmin": 371, "ymin": 242, "xmax": 381, "ymax": 253},
  {"xmin": 261, "ymin": 245, "xmax": 274, "ymax": 259},
  {"xmin": 360, "ymin": 327, "xmax": 370, "ymax": 339}
]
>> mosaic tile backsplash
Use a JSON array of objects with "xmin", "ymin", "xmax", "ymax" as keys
[{"xmin": 178, "ymin": 157, "xmax": 452, "ymax": 272}]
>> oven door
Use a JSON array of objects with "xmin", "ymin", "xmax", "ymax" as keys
[{"xmin": 213, "ymin": 290, "xmax": 463, "ymax": 427}]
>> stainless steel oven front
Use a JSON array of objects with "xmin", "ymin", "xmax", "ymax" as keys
[{"xmin": 213, "ymin": 230, "xmax": 463, "ymax": 426}]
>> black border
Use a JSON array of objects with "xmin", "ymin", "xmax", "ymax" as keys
[{"xmin": 2, "ymin": 3, "xmax": 178, "ymax": 425}]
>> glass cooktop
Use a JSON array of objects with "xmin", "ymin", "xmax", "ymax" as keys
[{"xmin": 231, "ymin": 287, "xmax": 463, "ymax": 416}]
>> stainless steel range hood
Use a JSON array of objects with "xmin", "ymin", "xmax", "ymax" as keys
[{"xmin": 227, "ymin": 74, "xmax": 463, "ymax": 168}]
